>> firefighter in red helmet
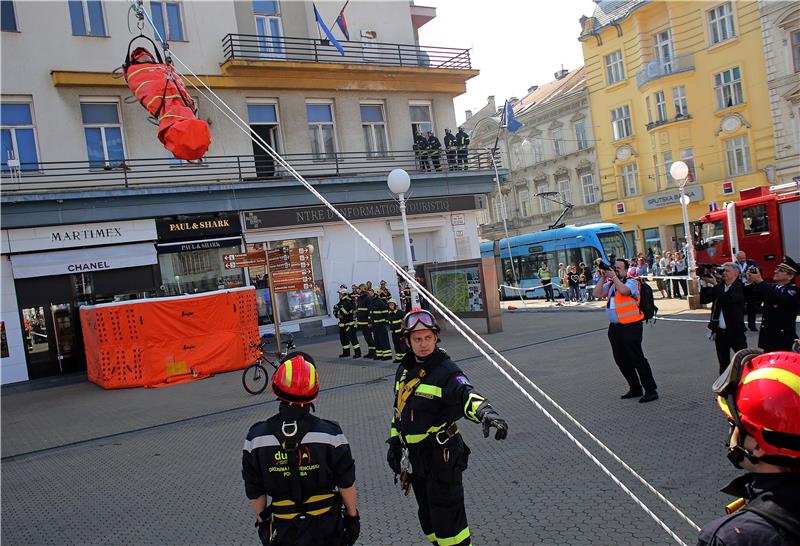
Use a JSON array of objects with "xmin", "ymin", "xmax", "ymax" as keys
[
  {"xmin": 387, "ymin": 308, "xmax": 508, "ymax": 546},
  {"xmin": 242, "ymin": 352, "xmax": 360, "ymax": 546},
  {"xmin": 698, "ymin": 345, "xmax": 800, "ymax": 545}
]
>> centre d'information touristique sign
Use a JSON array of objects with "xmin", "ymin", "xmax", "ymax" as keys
[{"xmin": 244, "ymin": 195, "xmax": 485, "ymax": 230}]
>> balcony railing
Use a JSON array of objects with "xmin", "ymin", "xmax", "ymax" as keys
[
  {"xmin": 0, "ymin": 149, "xmax": 500, "ymax": 194},
  {"xmin": 222, "ymin": 34, "xmax": 472, "ymax": 70},
  {"xmin": 636, "ymin": 53, "xmax": 694, "ymax": 88}
]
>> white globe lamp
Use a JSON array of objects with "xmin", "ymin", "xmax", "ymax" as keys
[
  {"xmin": 679, "ymin": 194, "xmax": 690, "ymax": 206},
  {"xmin": 670, "ymin": 160, "xmax": 689, "ymax": 182},
  {"xmin": 387, "ymin": 168, "xmax": 411, "ymax": 195}
]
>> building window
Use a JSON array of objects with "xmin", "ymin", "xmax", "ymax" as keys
[
  {"xmin": 645, "ymin": 96, "xmax": 653, "ymax": 124},
  {"xmin": 652, "ymin": 155, "xmax": 662, "ymax": 189},
  {"xmin": 653, "ymin": 29, "xmax": 674, "ymax": 73},
  {"xmin": 611, "ymin": 105, "xmax": 632, "ymax": 141},
  {"xmin": 536, "ymin": 182, "xmax": 550, "ymax": 213},
  {"xmin": 552, "ymin": 128, "xmax": 563, "ymax": 156},
  {"xmin": 714, "ymin": 66, "xmax": 743, "ymax": 109},
  {"xmin": 306, "ymin": 102, "xmax": 336, "ymax": 160},
  {"xmin": 80, "ymin": 101, "xmax": 125, "ymax": 169},
  {"xmin": 663, "ymin": 150, "xmax": 674, "ymax": 185},
  {"xmin": 654, "ymin": 91, "xmax": 667, "ymax": 122},
  {"xmin": 605, "ymin": 50, "xmax": 625, "ymax": 84},
  {"xmin": 254, "ymin": 0, "xmax": 283, "ymax": 58},
  {"xmin": 68, "ymin": 0, "xmax": 106, "ymax": 36},
  {"xmin": 492, "ymin": 194, "xmax": 504, "ymax": 223},
  {"xmin": 672, "ymin": 86, "xmax": 688, "ymax": 116},
  {"xmin": 680, "ymin": 148, "xmax": 696, "ymax": 183},
  {"xmin": 557, "ymin": 176, "xmax": 572, "ymax": 204},
  {"xmin": 580, "ymin": 173, "xmax": 597, "ymax": 205},
  {"xmin": 1, "ymin": 0, "xmax": 17, "ymax": 31},
  {"xmin": 532, "ymin": 138, "xmax": 543, "ymax": 163},
  {"xmin": 708, "ymin": 2, "xmax": 736, "ymax": 45},
  {"xmin": 409, "ymin": 103, "xmax": 433, "ymax": 136},
  {"xmin": 1, "ymin": 101, "xmax": 39, "ymax": 171},
  {"xmin": 621, "ymin": 162, "xmax": 639, "ymax": 196},
  {"xmin": 150, "ymin": 1, "xmax": 184, "ymax": 41},
  {"xmin": 574, "ymin": 122, "xmax": 588, "ymax": 150},
  {"xmin": 518, "ymin": 189, "xmax": 530, "ymax": 218},
  {"xmin": 725, "ymin": 135, "xmax": 751, "ymax": 176},
  {"xmin": 360, "ymin": 103, "xmax": 388, "ymax": 158},
  {"xmin": 793, "ymin": 30, "xmax": 800, "ymax": 73}
]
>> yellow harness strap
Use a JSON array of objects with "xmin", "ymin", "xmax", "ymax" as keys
[{"xmin": 396, "ymin": 369, "xmax": 426, "ymax": 415}]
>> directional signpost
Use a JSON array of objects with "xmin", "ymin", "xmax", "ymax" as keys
[{"xmin": 222, "ymin": 245, "xmax": 314, "ymax": 349}]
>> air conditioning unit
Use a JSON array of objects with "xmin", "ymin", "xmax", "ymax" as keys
[
  {"xmin": 616, "ymin": 201, "xmax": 626, "ymax": 214},
  {"xmin": 722, "ymin": 179, "xmax": 735, "ymax": 195}
]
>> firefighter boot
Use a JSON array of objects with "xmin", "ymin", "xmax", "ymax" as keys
[
  {"xmin": 368, "ymin": 349, "xmax": 377, "ymax": 359},
  {"xmin": 353, "ymin": 348, "xmax": 362, "ymax": 359},
  {"xmin": 339, "ymin": 348, "xmax": 350, "ymax": 358}
]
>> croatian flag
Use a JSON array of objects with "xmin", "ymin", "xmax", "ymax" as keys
[{"xmin": 335, "ymin": 0, "xmax": 350, "ymax": 40}]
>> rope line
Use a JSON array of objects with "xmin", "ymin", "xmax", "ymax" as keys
[{"xmin": 130, "ymin": 5, "xmax": 699, "ymax": 542}]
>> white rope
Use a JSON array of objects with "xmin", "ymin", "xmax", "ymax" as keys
[{"xmin": 131, "ymin": 8, "xmax": 697, "ymax": 542}]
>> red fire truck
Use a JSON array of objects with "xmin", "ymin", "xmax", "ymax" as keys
[{"xmin": 693, "ymin": 182, "xmax": 800, "ymax": 279}]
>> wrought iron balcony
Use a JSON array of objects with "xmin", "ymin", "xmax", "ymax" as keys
[
  {"xmin": 636, "ymin": 53, "xmax": 694, "ymax": 88},
  {"xmin": 0, "ymin": 148, "xmax": 500, "ymax": 194},
  {"xmin": 222, "ymin": 34, "xmax": 472, "ymax": 70}
]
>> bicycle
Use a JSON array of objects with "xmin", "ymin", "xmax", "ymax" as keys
[{"xmin": 242, "ymin": 333, "xmax": 296, "ymax": 395}]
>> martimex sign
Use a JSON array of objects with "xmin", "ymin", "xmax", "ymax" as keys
[
  {"xmin": 6, "ymin": 219, "xmax": 157, "ymax": 253},
  {"xmin": 156, "ymin": 212, "xmax": 242, "ymax": 242}
]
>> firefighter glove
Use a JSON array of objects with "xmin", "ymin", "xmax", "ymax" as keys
[
  {"xmin": 255, "ymin": 519, "xmax": 271, "ymax": 546},
  {"xmin": 387, "ymin": 437, "xmax": 402, "ymax": 475},
  {"xmin": 341, "ymin": 511, "xmax": 360, "ymax": 546},
  {"xmin": 477, "ymin": 405, "xmax": 508, "ymax": 440}
]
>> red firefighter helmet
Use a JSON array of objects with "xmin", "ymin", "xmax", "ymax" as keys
[
  {"xmin": 717, "ymin": 350, "xmax": 800, "ymax": 461},
  {"xmin": 271, "ymin": 352, "xmax": 319, "ymax": 405}
]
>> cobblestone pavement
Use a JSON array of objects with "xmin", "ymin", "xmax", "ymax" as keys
[{"xmin": 2, "ymin": 308, "xmax": 754, "ymax": 545}]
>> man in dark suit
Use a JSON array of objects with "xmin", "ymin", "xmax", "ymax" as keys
[
  {"xmin": 700, "ymin": 262, "xmax": 747, "ymax": 374},
  {"xmin": 735, "ymin": 251, "xmax": 759, "ymax": 331}
]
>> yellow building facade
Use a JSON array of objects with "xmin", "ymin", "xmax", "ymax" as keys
[{"xmin": 579, "ymin": 0, "xmax": 776, "ymax": 255}]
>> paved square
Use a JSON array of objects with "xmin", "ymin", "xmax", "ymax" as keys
[{"xmin": 2, "ymin": 307, "xmax": 748, "ymax": 545}]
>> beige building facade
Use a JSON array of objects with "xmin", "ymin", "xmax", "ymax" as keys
[{"xmin": 469, "ymin": 67, "xmax": 602, "ymax": 241}]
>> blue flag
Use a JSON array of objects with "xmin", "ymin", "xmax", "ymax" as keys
[
  {"xmin": 313, "ymin": 4, "xmax": 345, "ymax": 56},
  {"xmin": 500, "ymin": 100, "xmax": 522, "ymax": 133}
]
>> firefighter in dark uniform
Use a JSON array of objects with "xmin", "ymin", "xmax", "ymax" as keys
[
  {"xmin": 455, "ymin": 126, "xmax": 470, "ymax": 170},
  {"xmin": 746, "ymin": 256, "xmax": 799, "ymax": 352},
  {"xmin": 367, "ymin": 287, "xmax": 392, "ymax": 361},
  {"xmin": 335, "ymin": 289, "xmax": 361, "ymax": 359},
  {"xmin": 242, "ymin": 353, "xmax": 360, "ymax": 546},
  {"xmin": 355, "ymin": 284, "xmax": 376, "ymax": 359},
  {"xmin": 697, "ymin": 346, "xmax": 800, "ymax": 545},
  {"xmin": 400, "ymin": 283, "xmax": 413, "ymax": 314},
  {"xmin": 443, "ymin": 128, "xmax": 457, "ymax": 171},
  {"xmin": 379, "ymin": 279, "xmax": 392, "ymax": 302},
  {"xmin": 387, "ymin": 308, "xmax": 508, "ymax": 546},
  {"xmin": 414, "ymin": 131, "xmax": 431, "ymax": 172},
  {"xmin": 427, "ymin": 131, "xmax": 442, "ymax": 172},
  {"xmin": 386, "ymin": 299, "xmax": 406, "ymax": 363}
]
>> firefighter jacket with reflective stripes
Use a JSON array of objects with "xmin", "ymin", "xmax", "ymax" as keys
[
  {"xmin": 387, "ymin": 309, "xmax": 403, "ymax": 334},
  {"xmin": 355, "ymin": 294, "xmax": 370, "ymax": 325},
  {"xmin": 242, "ymin": 406, "xmax": 356, "ymax": 517},
  {"xmin": 336, "ymin": 295, "xmax": 356, "ymax": 326},
  {"xmin": 390, "ymin": 348, "xmax": 486, "ymax": 445},
  {"xmin": 368, "ymin": 295, "xmax": 388, "ymax": 325}
]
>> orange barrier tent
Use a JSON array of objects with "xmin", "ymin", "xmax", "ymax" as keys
[{"xmin": 80, "ymin": 287, "xmax": 260, "ymax": 389}]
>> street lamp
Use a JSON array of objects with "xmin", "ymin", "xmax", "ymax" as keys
[
  {"xmin": 388, "ymin": 168, "xmax": 420, "ymax": 307},
  {"xmin": 174, "ymin": 275, "xmax": 183, "ymax": 295},
  {"xmin": 670, "ymin": 160, "xmax": 698, "ymax": 304}
]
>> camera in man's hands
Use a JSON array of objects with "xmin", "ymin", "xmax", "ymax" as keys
[
  {"xmin": 597, "ymin": 262, "xmax": 613, "ymax": 272},
  {"xmin": 747, "ymin": 265, "xmax": 760, "ymax": 275},
  {"xmin": 696, "ymin": 264, "xmax": 723, "ymax": 279}
]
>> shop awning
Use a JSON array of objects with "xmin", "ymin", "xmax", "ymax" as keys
[{"xmin": 10, "ymin": 242, "xmax": 157, "ymax": 279}]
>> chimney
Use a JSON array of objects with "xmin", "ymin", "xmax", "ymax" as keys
[
  {"xmin": 465, "ymin": 110, "xmax": 473, "ymax": 120},
  {"xmin": 487, "ymin": 95, "xmax": 496, "ymax": 111},
  {"xmin": 527, "ymin": 85, "xmax": 538, "ymax": 93}
]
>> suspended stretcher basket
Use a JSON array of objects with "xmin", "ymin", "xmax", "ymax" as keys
[{"xmin": 122, "ymin": 35, "xmax": 211, "ymax": 160}]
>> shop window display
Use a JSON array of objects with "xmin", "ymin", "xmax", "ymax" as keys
[
  {"xmin": 158, "ymin": 243, "xmax": 245, "ymax": 295},
  {"xmin": 246, "ymin": 237, "xmax": 327, "ymax": 324}
]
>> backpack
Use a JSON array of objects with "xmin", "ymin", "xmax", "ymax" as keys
[{"xmin": 637, "ymin": 279, "xmax": 658, "ymax": 322}]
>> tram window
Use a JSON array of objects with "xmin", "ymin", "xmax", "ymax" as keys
[
  {"xmin": 742, "ymin": 205, "xmax": 769, "ymax": 236},
  {"xmin": 518, "ymin": 255, "xmax": 537, "ymax": 279}
]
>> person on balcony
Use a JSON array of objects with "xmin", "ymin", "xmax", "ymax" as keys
[
  {"xmin": 455, "ymin": 127, "xmax": 470, "ymax": 170},
  {"xmin": 427, "ymin": 131, "xmax": 442, "ymax": 172},
  {"xmin": 444, "ymin": 128, "xmax": 457, "ymax": 171},
  {"xmin": 414, "ymin": 131, "xmax": 431, "ymax": 172}
]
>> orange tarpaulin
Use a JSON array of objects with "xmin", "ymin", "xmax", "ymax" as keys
[{"xmin": 80, "ymin": 287, "xmax": 260, "ymax": 389}]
